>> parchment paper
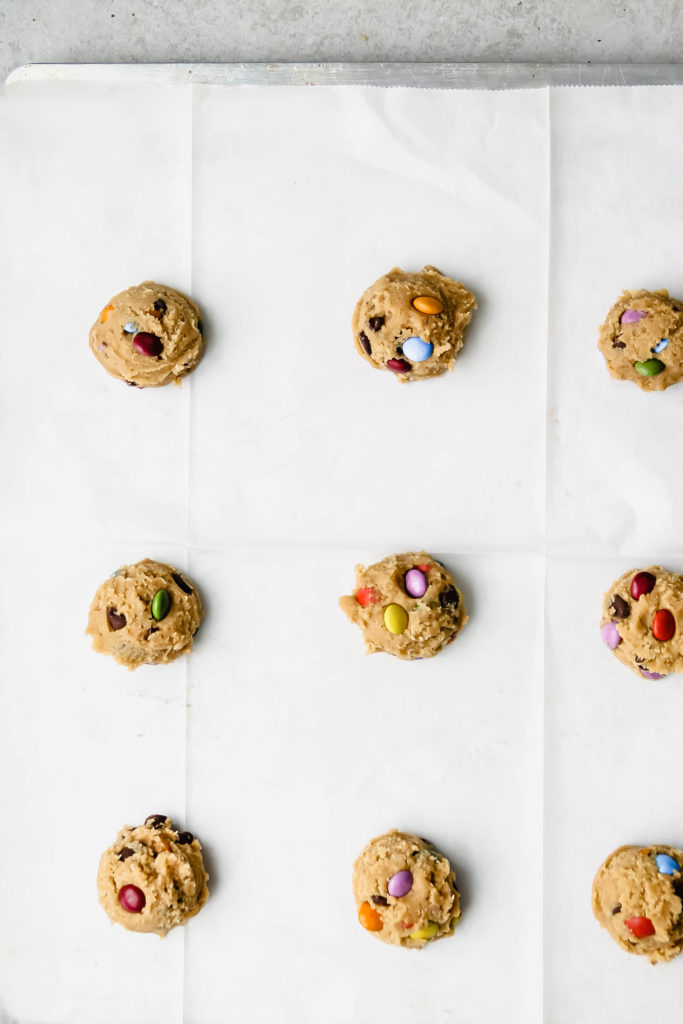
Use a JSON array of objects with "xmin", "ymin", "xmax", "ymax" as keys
[{"xmin": 0, "ymin": 77, "xmax": 680, "ymax": 1024}]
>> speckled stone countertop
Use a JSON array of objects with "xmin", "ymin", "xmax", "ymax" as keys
[{"xmin": 2, "ymin": 0, "xmax": 683, "ymax": 85}]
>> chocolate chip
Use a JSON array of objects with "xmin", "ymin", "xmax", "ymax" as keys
[
  {"xmin": 612, "ymin": 339, "xmax": 626, "ymax": 349},
  {"xmin": 172, "ymin": 572, "xmax": 193, "ymax": 595},
  {"xmin": 358, "ymin": 331, "xmax": 372, "ymax": 355},
  {"xmin": 118, "ymin": 847, "xmax": 134, "ymax": 861},
  {"xmin": 106, "ymin": 607, "xmax": 127, "ymax": 631},
  {"xmin": 612, "ymin": 903, "xmax": 622, "ymax": 914},
  {"xmin": 635, "ymin": 656, "xmax": 645, "ymax": 664},
  {"xmin": 370, "ymin": 895, "xmax": 388, "ymax": 906},
  {"xmin": 439, "ymin": 587, "xmax": 460, "ymax": 609},
  {"xmin": 177, "ymin": 831, "xmax": 194, "ymax": 845},
  {"xmin": 395, "ymin": 345, "xmax": 404, "ymax": 356},
  {"xmin": 151, "ymin": 298, "xmax": 167, "ymax": 319},
  {"xmin": 369, "ymin": 316, "xmax": 385, "ymax": 331},
  {"xmin": 609, "ymin": 594, "xmax": 630, "ymax": 619},
  {"xmin": 124, "ymin": 380, "xmax": 141, "ymax": 388},
  {"xmin": 145, "ymin": 814, "xmax": 167, "ymax": 829}
]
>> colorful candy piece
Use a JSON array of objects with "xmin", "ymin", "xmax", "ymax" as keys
[
  {"xmin": 386, "ymin": 358, "xmax": 412, "ymax": 373},
  {"xmin": 123, "ymin": 321, "xmax": 139, "ymax": 334},
  {"xmin": 401, "ymin": 336, "xmax": 434, "ymax": 363},
  {"xmin": 631, "ymin": 572, "xmax": 656, "ymax": 600},
  {"xmin": 408, "ymin": 922, "xmax": 439, "ymax": 940},
  {"xmin": 624, "ymin": 915, "xmax": 655, "ymax": 938},
  {"xmin": 620, "ymin": 309, "xmax": 648, "ymax": 324},
  {"xmin": 405, "ymin": 568, "xmax": 428, "ymax": 599},
  {"xmin": 133, "ymin": 332, "xmax": 164, "ymax": 357},
  {"xmin": 358, "ymin": 901, "xmax": 383, "ymax": 931},
  {"xmin": 634, "ymin": 358, "xmax": 665, "ymax": 377},
  {"xmin": 412, "ymin": 296, "xmax": 443, "ymax": 315},
  {"xmin": 356, "ymin": 586, "xmax": 380, "ymax": 607},
  {"xmin": 639, "ymin": 667, "xmax": 665, "ymax": 680},
  {"xmin": 119, "ymin": 884, "xmax": 146, "ymax": 913},
  {"xmin": 151, "ymin": 588, "xmax": 171, "ymax": 621},
  {"xmin": 652, "ymin": 609, "xmax": 676, "ymax": 642},
  {"xmin": 655, "ymin": 853, "xmax": 680, "ymax": 875},
  {"xmin": 100, "ymin": 304, "xmax": 114, "ymax": 323},
  {"xmin": 416, "ymin": 564, "xmax": 431, "ymax": 573},
  {"xmin": 387, "ymin": 870, "xmax": 413, "ymax": 898},
  {"xmin": 654, "ymin": 338, "xmax": 669, "ymax": 353},
  {"xmin": 384, "ymin": 604, "xmax": 408, "ymax": 635},
  {"xmin": 601, "ymin": 621, "xmax": 622, "ymax": 650}
]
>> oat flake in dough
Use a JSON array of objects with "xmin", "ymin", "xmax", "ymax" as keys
[
  {"xmin": 89, "ymin": 281, "xmax": 204, "ymax": 388},
  {"xmin": 97, "ymin": 815, "xmax": 209, "ymax": 936},
  {"xmin": 86, "ymin": 558, "xmax": 203, "ymax": 669}
]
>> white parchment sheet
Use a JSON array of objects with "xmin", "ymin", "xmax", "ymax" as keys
[{"xmin": 0, "ymin": 79, "xmax": 681, "ymax": 1024}]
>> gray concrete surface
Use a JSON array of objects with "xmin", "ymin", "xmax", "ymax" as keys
[{"xmin": 2, "ymin": 0, "xmax": 683, "ymax": 85}]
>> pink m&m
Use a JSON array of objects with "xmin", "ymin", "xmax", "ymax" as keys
[
  {"xmin": 119, "ymin": 884, "xmax": 146, "ymax": 913},
  {"xmin": 620, "ymin": 309, "xmax": 648, "ymax": 324},
  {"xmin": 405, "ymin": 568, "xmax": 428, "ymax": 598},
  {"xmin": 387, "ymin": 870, "xmax": 413, "ymax": 898},
  {"xmin": 601, "ymin": 622, "xmax": 621, "ymax": 650}
]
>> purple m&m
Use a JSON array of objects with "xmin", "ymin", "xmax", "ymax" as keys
[
  {"xmin": 405, "ymin": 568, "xmax": 428, "ymax": 599},
  {"xmin": 620, "ymin": 309, "xmax": 648, "ymax": 324},
  {"xmin": 601, "ymin": 622, "xmax": 622, "ymax": 650},
  {"xmin": 119, "ymin": 884, "xmax": 146, "ymax": 913},
  {"xmin": 387, "ymin": 870, "xmax": 413, "ymax": 898},
  {"xmin": 639, "ymin": 667, "xmax": 665, "ymax": 680}
]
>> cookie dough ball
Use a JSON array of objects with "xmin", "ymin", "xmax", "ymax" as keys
[
  {"xmin": 97, "ymin": 814, "xmax": 209, "ymax": 936},
  {"xmin": 339, "ymin": 552, "xmax": 467, "ymax": 659},
  {"xmin": 598, "ymin": 289, "xmax": 683, "ymax": 391},
  {"xmin": 592, "ymin": 845, "xmax": 683, "ymax": 963},
  {"xmin": 90, "ymin": 281, "xmax": 204, "ymax": 388},
  {"xmin": 352, "ymin": 266, "xmax": 476, "ymax": 382},
  {"xmin": 86, "ymin": 558, "xmax": 203, "ymax": 669},
  {"xmin": 353, "ymin": 830, "xmax": 461, "ymax": 949},
  {"xmin": 600, "ymin": 566, "xmax": 683, "ymax": 679}
]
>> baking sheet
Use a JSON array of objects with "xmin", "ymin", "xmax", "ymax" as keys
[{"xmin": 1, "ymin": 68, "xmax": 683, "ymax": 1024}]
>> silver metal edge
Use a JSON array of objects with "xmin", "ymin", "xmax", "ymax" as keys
[{"xmin": 6, "ymin": 61, "xmax": 683, "ymax": 90}]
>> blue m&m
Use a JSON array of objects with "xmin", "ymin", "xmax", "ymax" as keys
[
  {"xmin": 655, "ymin": 853, "xmax": 680, "ymax": 875},
  {"xmin": 402, "ymin": 336, "xmax": 433, "ymax": 363}
]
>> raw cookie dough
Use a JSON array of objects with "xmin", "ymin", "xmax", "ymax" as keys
[
  {"xmin": 592, "ymin": 845, "xmax": 683, "ymax": 963},
  {"xmin": 352, "ymin": 266, "xmax": 476, "ymax": 382},
  {"xmin": 86, "ymin": 558, "xmax": 203, "ymax": 669},
  {"xmin": 89, "ymin": 281, "xmax": 204, "ymax": 388},
  {"xmin": 353, "ymin": 830, "xmax": 461, "ymax": 949},
  {"xmin": 600, "ymin": 566, "xmax": 683, "ymax": 679},
  {"xmin": 597, "ymin": 289, "xmax": 683, "ymax": 391},
  {"xmin": 97, "ymin": 814, "xmax": 209, "ymax": 936},
  {"xmin": 339, "ymin": 552, "xmax": 467, "ymax": 659}
]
